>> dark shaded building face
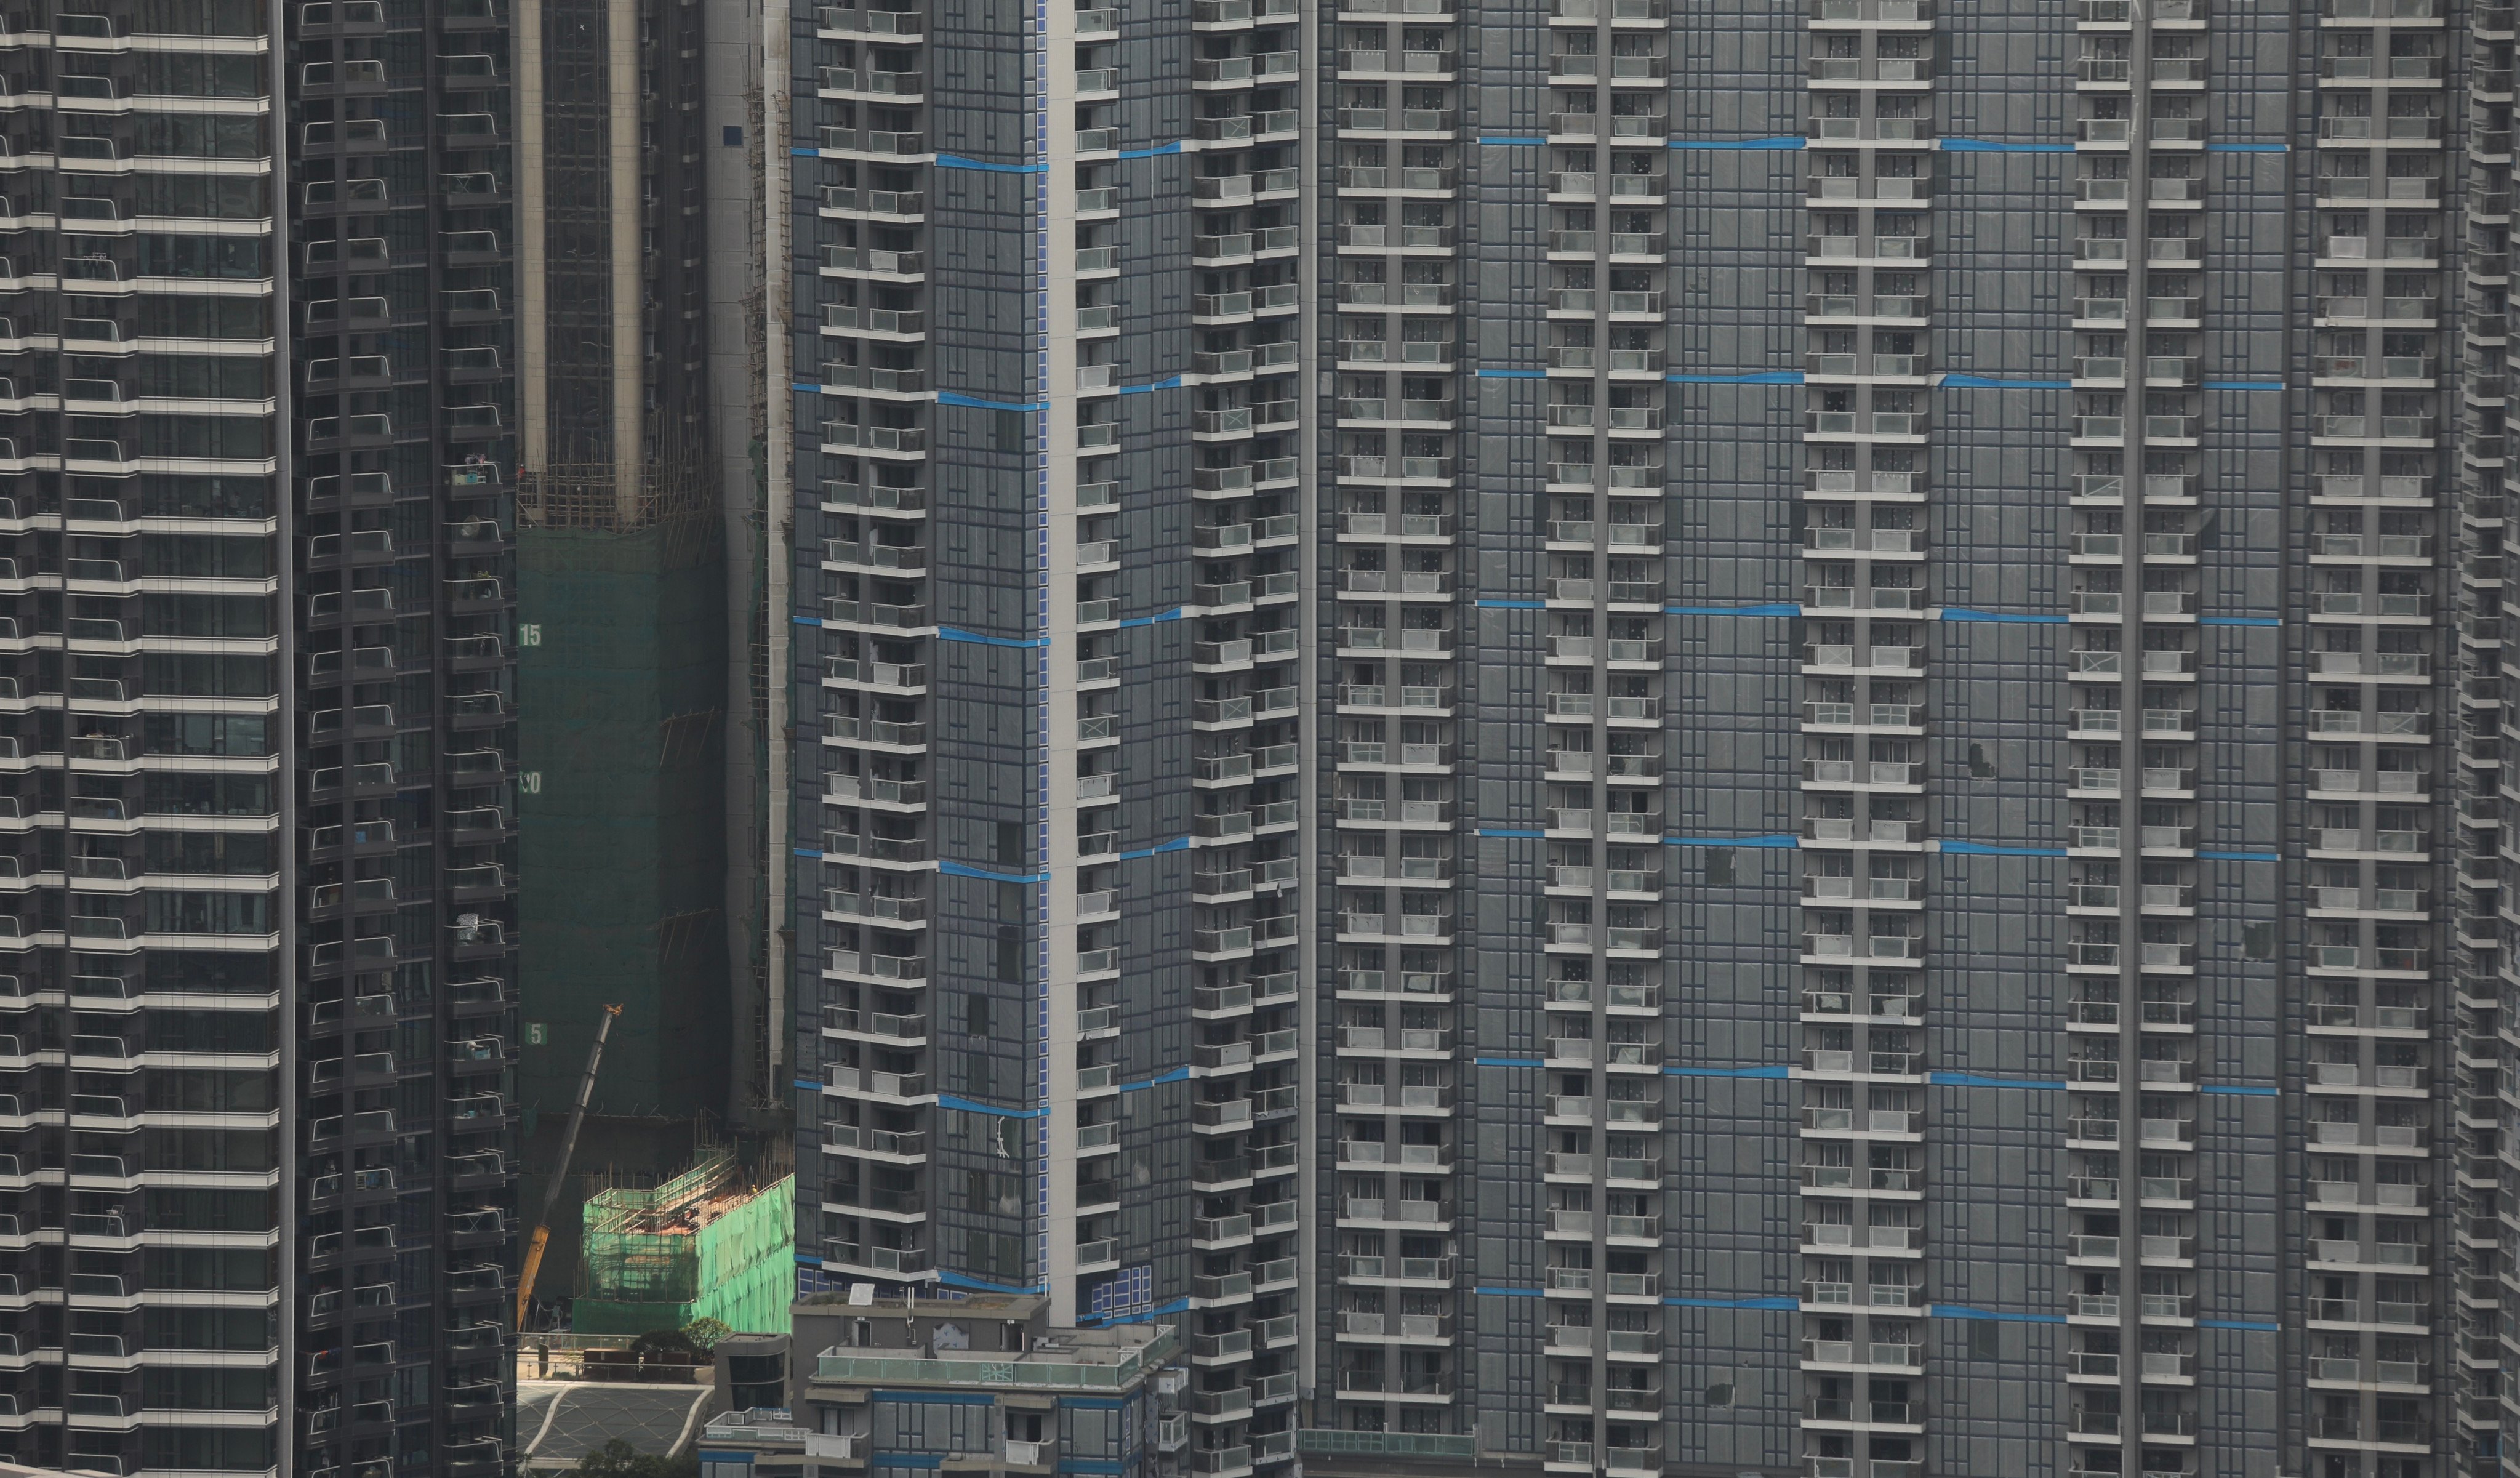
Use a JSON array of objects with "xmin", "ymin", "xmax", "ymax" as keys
[
  {"xmin": 0, "ymin": 0, "xmax": 520, "ymax": 1470},
  {"xmin": 509, "ymin": 0, "xmax": 737, "ymax": 1159}
]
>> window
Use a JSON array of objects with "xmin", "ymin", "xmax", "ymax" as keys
[{"xmin": 145, "ymin": 890, "xmax": 273, "ymax": 934}]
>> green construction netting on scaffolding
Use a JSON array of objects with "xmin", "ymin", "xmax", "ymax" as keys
[
  {"xmin": 518, "ymin": 517, "xmax": 730, "ymax": 1123},
  {"xmin": 574, "ymin": 1152, "xmax": 795, "ymax": 1336}
]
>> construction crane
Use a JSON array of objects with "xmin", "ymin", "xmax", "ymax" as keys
[{"xmin": 516, "ymin": 1002, "xmax": 624, "ymax": 1330}]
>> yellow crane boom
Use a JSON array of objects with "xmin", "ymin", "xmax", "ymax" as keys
[{"xmin": 515, "ymin": 1002, "xmax": 624, "ymax": 1330}]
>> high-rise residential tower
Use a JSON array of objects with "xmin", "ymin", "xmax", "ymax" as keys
[
  {"xmin": 782, "ymin": 4, "xmax": 2513, "ymax": 1478},
  {"xmin": 0, "ymin": 0, "xmax": 519, "ymax": 1471}
]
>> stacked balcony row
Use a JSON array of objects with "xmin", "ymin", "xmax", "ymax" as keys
[
  {"xmin": 1329, "ymin": 0, "xmax": 1469, "ymax": 1444},
  {"xmin": 806, "ymin": 0, "xmax": 941, "ymax": 1301},
  {"xmin": 1529, "ymin": 0, "xmax": 1672, "ymax": 1468},
  {"xmin": 1797, "ymin": 0, "xmax": 1934, "ymax": 1471}
]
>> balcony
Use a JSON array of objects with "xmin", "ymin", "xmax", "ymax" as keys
[
  {"xmin": 823, "ymin": 1066, "xmax": 931, "ymax": 1102},
  {"xmin": 1801, "ymin": 1341, "xmax": 1922, "ymax": 1371},
  {"xmin": 1341, "ymin": 1311, "xmax": 1455, "ymax": 1341},
  {"xmin": 1332, "ymin": 1373, "xmax": 1456, "ymax": 1401},
  {"xmin": 1338, "ymin": 1082, "xmax": 1455, "ymax": 1112},
  {"xmin": 1802, "ymin": 1223, "xmax": 1919, "ymax": 1252},
  {"xmin": 1802, "ymin": 1106, "xmax": 1920, "ymax": 1136},
  {"xmin": 823, "ymin": 1241, "xmax": 928, "ymax": 1276}
]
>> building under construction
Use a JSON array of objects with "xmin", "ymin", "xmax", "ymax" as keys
[
  {"xmin": 516, "ymin": 460, "xmax": 729, "ymax": 1125},
  {"xmin": 510, "ymin": 0, "xmax": 785, "ymax": 1159},
  {"xmin": 505, "ymin": 0, "xmax": 789, "ymax": 1322},
  {"xmin": 574, "ymin": 1151, "xmax": 797, "ymax": 1336}
]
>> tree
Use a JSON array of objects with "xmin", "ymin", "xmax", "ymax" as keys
[
  {"xmin": 572, "ymin": 1437, "xmax": 699, "ymax": 1478},
  {"xmin": 629, "ymin": 1327, "xmax": 698, "ymax": 1359},
  {"xmin": 628, "ymin": 1317, "xmax": 730, "ymax": 1360}
]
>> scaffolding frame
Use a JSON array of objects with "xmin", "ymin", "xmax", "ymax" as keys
[{"xmin": 575, "ymin": 1150, "xmax": 795, "ymax": 1334}]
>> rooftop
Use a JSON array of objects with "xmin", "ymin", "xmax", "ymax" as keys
[
  {"xmin": 519, "ymin": 1380, "xmax": 715, "ymax": 1471},
  {"xmin": 703, "ymin": 1408, "xmax": 821, "ymax": 1447},
  {"xmin": 799, "ymin": 1290, "xmax": 1046, "ymax": 1315},
  {"xmin": 809, "ymin": 1321, "xmax": 1176, "ymax": 1391}
]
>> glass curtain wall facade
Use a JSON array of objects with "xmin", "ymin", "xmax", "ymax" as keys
[
  {"xmin": 289, "ymin": 0, "xmax": 521, "ymax": 1466},
  {"xmin": 782, "ymin": 2, "xmax": 2517, "ymax": 1478},
  {"xmin": 0, "ymin": 0, "xmax": 520, "ymax": 1470},
  {"xmin": 791, "ymin": 0, "xmax": 1311, "ymax": 1463}
]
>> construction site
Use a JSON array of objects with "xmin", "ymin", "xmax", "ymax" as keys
[
  {"xmin": 510, "ymin": 1149, "xmax": 792, "ymax": 1469},
  {"xmin": 511, "ymin": 432, "xmax": 801, "ymax": 1327},
  {"xmin": 572, "ymin": 1149, "xmax": 796, "ymax": 1335},
  {"xmin": 518, "ymin": 455, "xmax": 732, "ymax": 1100},
  {"xmin": 509, "ymin": 0, "xmax": 791, "ymax": 1344}
]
